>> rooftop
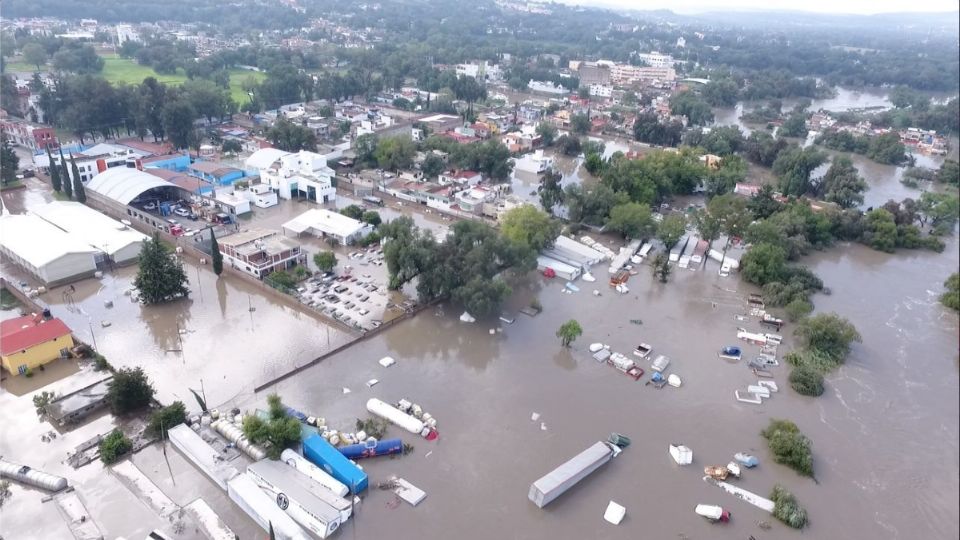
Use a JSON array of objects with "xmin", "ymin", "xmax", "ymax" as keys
[
  {"xmin": 282, "ymin": 208, "xmax": 368, "ymax": 238},
  {"xmin": 0, "ymin": 315, "xmax": 72, "ymax": 356},
  {"xmin": 144, "ymin": 168, "xmax": 210, "ymax": 193},
  {"xmin": 188, "ymin": 161, "xmax": 242, "ymax": 177},
  {"xmin": 31, "ymin": 201, "xmax": 148, "ymax": 257},
  {"xmin": 0, "ymin": 213, "xmax": 100, "ymax": 266},
  {"xmin": 86, "ymin": 167, "xmax": 179, "ymax": 205},
  {"xmin": 45, "ymin": 377, "xmax": 113, "ymax": 424}
]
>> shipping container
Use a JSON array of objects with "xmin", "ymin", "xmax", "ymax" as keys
[
  {"xmin": 302, "ymin": 435, "xmax": 369, "ymax": 493},
  {"xmin": 528, "ymin": 441, "xmax": 620, "ymax": 508},
  {"xmin": 280, "ymin": 449, "xmax": 349, "ymax": 497},
  {"xmin": 226, "ymin": 474, "xmax": 311, "ymax": 540},
  {"xmin": 167, "ymin": 425, "xmax": 238, "ymax": 491},
  {"xmin": 247, "ymin": 461, "xmax": 345, "ymax": 536}
]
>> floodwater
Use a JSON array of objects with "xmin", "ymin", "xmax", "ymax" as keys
[{"xmin": 221, "ymin": 229, "xmax": 959, "ymax": 540}]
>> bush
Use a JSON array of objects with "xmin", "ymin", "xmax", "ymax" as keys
[
  {"xmin": 93, "ymin": 353, "xmax": 111, "ymax": 371},
  {"xmin": 771, "ymin": 485, "xmax": 808, "ymax": 529},
  {"xmin": 789, "ymin": 365, "xmax": 825, "ymax": 396},
  {"xmin": 795, "ymin": 313, "xmax": 861, "ymax": 362},
  {"xmin": 107, "ymin": 367, "xmax": 155, "ymax": 415},
  {"xmin": 242, "ymin": 394, "xmax": 303, "ymax": 459},
  {"xmin": 761, "ymin": 419, "xmax": 814, "ymax": 477},
  {"xmin": 99, "ymin": 429, "xmax": 133, "ymax": 464},
  {"xmin": 785, "ymin": 298, "xmax": 813, "ymax": 322},
  {"xmin": 147, "ymin": 401, "xmax": 187, "ymax": 438},
  {"xmin": 785, "ymin": 348, "xmax": 842, "ymax": 372}
]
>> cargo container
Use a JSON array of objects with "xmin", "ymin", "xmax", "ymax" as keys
[
  {"xmin": 247, "ymin": 461, "xmax": 346, "ymax": 535},
  {"xmin": 280, "ymin": 449, "xmax": 349, "ymax": 497},
  {"xmin": 167, "ymin": 425, "xmax": 238, "ymax": 491},
  {"xmin": 302, "ymin": 435, "xmax": 369, "ymax": 493},
  {"xmin": 338, "ymin": 438, "xmax": 403, "ymax": 459},
  {"xmin": 528, "ymin": 441, "xmax": 622, "ymax": 508},
  {"xmin": 226, "ymin": 474, "xmax": 311, "ymax": 540}
]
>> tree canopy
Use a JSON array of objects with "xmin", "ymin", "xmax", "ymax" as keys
[{"xmin": 134, "ymin": 233, "xmax": 190, "ymax": 304}]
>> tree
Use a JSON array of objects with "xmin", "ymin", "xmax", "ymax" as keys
[
  {"xmin": 361, "ymin": 210, "xmax": 382, "ymax": 226},
  {"xmin": 107, "ymin": 367, "xmax": 155, "ymax": 415},
  {"xmin": 555, "ymin": 134, "xmax": 581, "ymax": 156},
  {"xmin": 584, "ymin": 152, "xmax": 604, "ymax": 176},
  {"xmin": 134, "ymin": 233, "xmax": 190, "ymax": 304},
  {"xmin": 820, "ymin": 156, "xmax": 866, "ymax": 208},
  {"xmin": 741, "ymin": 242, "xmax": 787, "ymax": 285},
  {"xmin": 22, "ymin": 43, "xmax": 47, "ymax": 71},
  {"xmin": 536, "ymin": 121, "xmax": 557, "ymax": 146},
  {"xmin": 341, "ymin": 204, "xmax": 364, "ymax": 220},
  {"xmin": 354, "ymin": 134, "xmax": 379, "ymax": 166},
  {"xmin": 162, "ymin": 99, "xmax": 197, "ymax": 150},
  {"xmin": 937, "ymin": 160, "xmax": 959, "ymax": 186},
  {"xmin": 918, "ymin": 192, "xmax": 960, "ymax": 234},
  {"xmin": 789, "ymin": 365, "xmax": 824, "ymax": 397},
  {"xmin": 633, "ymin": 112, "xmax": 682, "ymax": 146},
  {"xmin": 375, "ymin": 136, "xmax": 416, "ymax": 171},
  {"xmin": 747, "ymin": 185, "xmax": 784, "ymax": 219},
  {"xmin": 421, "ymin": 154, "xmax": 445, "ymax": 178},
  {"xmin": 774, "ymin": 145, "xmax": 828, "ymax": 197},
  {"xmin": 651, "ymin": 253, "xmax": 671, "ymax": 283},
  {"xmin": 0, "ymin": 137, "xmax": 18, "ymax": 186},
  {"xmin": 608, "ymin": 202, "xmax": 656, "ymax": 239},
  {"xmin": 266, "ymin": 118, "xmax": 317, "ymax": 152},
  {"xmin": 222, "ymin": 139, "xmax": 242, "ymax": 154},
  {"xmin": 670, "ymin": 91, "xmax": 714, "ymax": 126},
  {"xmin": 778, "ymin": 112, "xmax": 808, "ymax": 138},
  {"xmin": 865, "ymin": 132, "xmax": 907, "ymax": 165},
  {"xmin": 59, "ymin": 148, "xmax": 72, "ymax": 199},
  {"xmin": 146, "ymin": 401, "xmax": 187, "ymax": 438},
  {"xmin": 771, "ymin": 485, "xmax": 808, "ymax": 529},
  {"xmin": 708, "ymin": 193, "xmax": 753, "ymax": 264},
  {"xmin": 539, "ymin": 168, "xmax": 564, "ymax": 212},
  {"xmin": 744, "ymin": 131, "xmax": 789, "ymax": 167},
  {"xmin": 570, "ymin": 113, "xmax": 591, "ymax": 135},
  {"xmin": 242, "ymin": 394, "xmax": 305, "ymax": 459},
  {"xmin": 501, "ymin": 205, "xmax": 561, "ymax": 269},
  {"xmin": 656, "ymin": 213, "xmax": 687, "ymax": 250},
  {"xmin": 99, "ymin": 429, "xmax": 133, "ymax": 464},
  {"xmin": 46, "ymin": 147, "xmax": 61, "ymax": 192},
  {"xmin": 795, "ymin": 313, "xmax": 861, "ymax": 362},
  {"xmin": 313, "ymin": 251, "xmax": 337, "ymax": 273},
  {"xmin": 453, "ymin": 276, "xmax": 511, "ymax": 317},
  {"xmin": 761, "ymin": 418, "xmax": 814, "ymax": 477},
  {"xmin": 210, "ymin": 230, "xmax": 223, "ymax": 276},
  {"xmin": 941, "ymin": 273, "xmax": 960, "ymax": 312},
  {"xmin": 556, "ymin": 319, "xmax": 583, "ymax": 347},
  {"xmin": 70, "ymin": 155, "xmax": 85, "ymax": 203},
  {"xmin": 863, "ymin": 208, "xmax": 898, "ymax": 252}
]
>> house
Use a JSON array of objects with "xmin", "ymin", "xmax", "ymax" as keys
[
  {"xmin": 455, "ymin": 186, "xmax": 496, "ymax": 214},
  {"xmin": 30, "ymin": 201, "xmax": 148, "ymax": 265},
  {"xmin": 253, "ymin": 149, "xmax": 337, "ymax": 203},
  {"xmin": 1, "ymin": 313, "xmax": 74, "ymax": 375},
  {"xmin": 212, "ymin": 191, "xmax": 251, "ymax": 216},
  {"xmin": 734, "ymin": 183, "xmax": 761, "ymax": 197},
  {"xmin": 281, "ymin": 208, "xmax": 373, "ymax": 245},
  {"xmin": 217, "ymin": 229, "xmax": 305, "ymax": 279},
  {"xmin": 140, "ymin": 152, "xmax": 191, "ymax": 172},
  {"xmin": 46, "ymin": 377, "xmax": 113, "ymax": 425},
  {"xmin": 470, "ymin": 123, "xmax": 492, "ymax": 138},
  {"xmin": 438, "ymin": 170, "xmax": 482, "ymax": 187},
  {"xmin": 699, "ymin": 154, "xmax": 722, "ymax": 170},
  {"xmin": 236, "ymin": 183, "xmax": 279, "ymax": 208},
  {"xmin": 0, "ymin": 118, "xmax": 58, "ymax": 151},
  {"xmin": 528, "ymin": 81, "xmax": 569, "ymax": 95},
  {"xmin": 49, "ymin": 143, "xmax": 146, "ymax": 184},
  {"xmin": 187, "ymin": 161, "xmax": 245, "ymax": 186}
]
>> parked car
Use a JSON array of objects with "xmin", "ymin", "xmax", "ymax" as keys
[
  {"xmin": 144, "ymin": 202, "xmax": 157, "ymax": 210},
  {"xmin": 174, "ymin": 208, "xmax": 191, "ymax": 217}
]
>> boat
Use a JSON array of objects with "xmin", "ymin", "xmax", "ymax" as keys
[
  {"xmin": 726, "ymin": 462, "xmax": 741, "ymax": 478},
  {"xmin": 695, "ymin": 504, "xmax": 731, "ymax": 523},
  {"xmin": 704, "ymin": 466, "xmax": 730, "ymax": 481},
  {"xmin": 719, "ymin": 346, "xmax": 741, "ymax": 361},
  {"xmin": 667, "ymin": 374, "xmax": 682, "ymax": 388},
  {"xmin": 735, "ymin": 390, "xmax": 763, "ymax": 404},
  {"xmin": 669, "ymin": 444, "xmax": 693, "ymax": 465},
  {"xmin": 651, "ymin": 355, "xmax": 670, "ymax": 373},
  {"xmin": 733, "ymin": 453, "xmax": 759, "ymax": 468},
  {"xmin": 589, "ymin": 343, "xmax": 605, "ymax": 353},
  {"xmin": 633, "ymin": 343, "xmax": 653, "ymax": 358}
]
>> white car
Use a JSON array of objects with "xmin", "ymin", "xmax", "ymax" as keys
[
  {"xmin": 719, "ymin": 263, "xmax": 732, "ymax": 277},
  {"xmin": 143, "ymin": 202, "xmax": 157, "ymax": 210},
  {"xmin": 174, "ymin": 208, "xmax": 191, "ymax": 217}
]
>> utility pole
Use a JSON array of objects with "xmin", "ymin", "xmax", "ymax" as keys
[{"xmin": 87, "ymin": 320, "xmax": 99, "ymax": 351}]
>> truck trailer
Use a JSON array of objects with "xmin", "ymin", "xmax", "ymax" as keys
[{"xmin": 528, "ymin": 440, "xmax": 622, "ymax": 508}]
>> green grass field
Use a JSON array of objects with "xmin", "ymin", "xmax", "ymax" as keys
[{"xmin": 4, "ymin": 53, "xmax": 266, "ymax": 104}]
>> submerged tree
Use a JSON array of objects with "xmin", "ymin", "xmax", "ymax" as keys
[
  {"xmin": 210, "ymin": 229, "xmax": 223, "ymax": 276},
  {"xmin": 134, "ymin": 233, "xmax": 189, "ymax": 304},
  {"xmin": 556, "ymin": 319, "xmax": 583, "ymax": 347}
]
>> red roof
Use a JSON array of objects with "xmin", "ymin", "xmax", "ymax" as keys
[{"xmin": 0, "ymin": 315, "xmax": 72, "ymax": 356}]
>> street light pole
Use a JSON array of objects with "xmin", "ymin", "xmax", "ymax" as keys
[{"xmin": 88, "ymin": 320, "xmax": 99, "ymax": 352}]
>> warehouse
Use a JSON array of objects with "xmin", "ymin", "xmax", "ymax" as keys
[
  {"xmin": 31, "ymin": 202, "xmax": 148, "ymax": 265},
  {"xmin": 0, "ymin": 214, "xmax": 99, "ymax": 286},
  {"xmin": 282, "ymin": 209, "xmax": 373, "ymax": 246}
]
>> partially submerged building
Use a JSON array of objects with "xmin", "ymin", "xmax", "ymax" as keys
[
  {"xmin": 0, "ymin": 213, "xmax": 100, "ymax": 285},
  {"xmin": 1, "ymin": 313, "xmax": 74, "ymax": 375},
  {"xmin": 31, "ymin": 201, "xmax": 148, "ymax": 265},
  {"xmin": 46, "ymin": 377, "xmax": 113, "ymax": 425},
  {"xmin": 281, "ymin": 209, "xmax": 373, "ymax": 246},
  {"xmin": 218, "ymin": 229, "xmax": 305, "ymax": 279}
]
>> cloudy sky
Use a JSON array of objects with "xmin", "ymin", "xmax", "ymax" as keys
[{"xmin": 572, "ymin": 0, "xmax": 958, "ymax": 14}]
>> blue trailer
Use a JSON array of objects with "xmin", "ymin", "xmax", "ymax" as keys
[
  {"xmin": 338, "ymin": 438, "xmax": 403, "ymax": 460},
  {"xmin": 303, "ymin": 435, "xmax": 368, "ymax": 493}
]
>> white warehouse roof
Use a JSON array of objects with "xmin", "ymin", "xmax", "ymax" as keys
[
  {"xmin": 0, "ymin": 213, "xmax": 99, "ymax": 266},
  {"xmin": 86, "ymin": 167, "xmax": 176, "ymax": 205},
  {"xmin": 31, "ymin": 202, "xmax": 148, "ymax": 261},
  {"xmin": 245, "ymin": 148, "xmax": 291, "ymax": 170},
  {"xmin": 282, "ymin": 208, "xmax": 369, "ymax": 239}
]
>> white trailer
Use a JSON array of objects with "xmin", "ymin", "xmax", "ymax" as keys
[
  {"xmin": 669, "ymin": 235, "xmax": 689, "ymax": 262},
  {"xmin": 280, "ymin": 449, "xmax": 349, "ymax": 497},
  {"xmin": 227, "ymin": 474, "xmax": 312, "ymax": 540},
  {"xmin": 249, "ymin": 460, "xmax": 352, "ymax": 526},
  {"xmin": 167, "ymin": 425, "xmax": 239, "ymax": 491},
  {"xmin": 528, "ymin": 441, "xmax": 621, "ymax": 508}
]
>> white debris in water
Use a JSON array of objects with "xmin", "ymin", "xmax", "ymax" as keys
[
  {"xmin": 531, "ymin": 412, "xmax": 540, "ymax": 421},
  {"xmin": 366, "ymin": 379, "xmax": 379, "ymax": 388},
  {"xmin": 342, "ymin": 387, "xmax": 352, "ymax": 394},
  {"xmin": 604, "ymin": 501, "xmax": 626, "ymax": 525},
  {"xmin": 540, "ymin": 422, "xmax": 547, "ymax": 431}
]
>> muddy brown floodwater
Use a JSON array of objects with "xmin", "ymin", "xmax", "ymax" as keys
[{"xmin": 214, "ymin": 232, "xmax": 958, "ymax": 540}]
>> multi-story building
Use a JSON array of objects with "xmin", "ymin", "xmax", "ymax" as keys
[
  {"xmin": 50, "ymin": 143, "xmax": 147, "ymax": 183},
  {"xmin": 249, "ymin": 148, "xmax": 337, "ymax": 203},
  {"xmin": 217, "ymin": 229, "xmax": 305, "ymax": 279},
  {"xmin": 589, "ymin": 84, "xmax": 613, "ymax": 98},
  {"xmin": 1, "ymin": 118, "xmax": 58, "ymax": 151},
  {"xmin": 578, "ymin": 63, "xmax": 611, "ymax": 86},
  {"xmin": 634, "ymin": 51, "xmax": 675, "ymax": 68}
]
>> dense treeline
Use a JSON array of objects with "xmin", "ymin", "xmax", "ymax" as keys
[{"xmin": 814, "ymin": 131, "xmax": 908, "ymax": 165}]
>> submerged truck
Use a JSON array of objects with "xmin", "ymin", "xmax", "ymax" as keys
[{"xmin": 528, "ymin": 440, "xmax": 623, "ymax": 508}]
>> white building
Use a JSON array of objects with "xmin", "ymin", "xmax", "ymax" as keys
[
  {"xmin": 0, "ymin": 214, "xmax": 99, "ymax": 286},
  {"xmin": 116, "ymin": 24, "xmax": 139, "ymax": 44},
  {"xmin": 281, "ymin": 209, "xmax": 373, "ymax": 246},
  {"xmin": 589, "ymin": 84, "xmax": 613, "ymax": 98},
  {"xmin": 527, "ymin": 80, "xmax": 570, "ymax": 95},
  {"xmin": 438, "ymin": 170, "xmax": 482, "ymax": 187},
  {"xmin": 237, "ymin": 183, "xmax": 278, "ymax": 208},
  {"xmin": 454, "ymin": 186, "xmax": 496, "ymax": 214},
  {"xmin": 247, "ymin": 149, "xmax": 337, "ymax": 204},
  {"xmin": 50, "ymin": 143, "xmax": 147, "ymax": 184},
  {"xmin": 213, "ymin": 192, "xmax": 252, "ymax": 216},
  {"xmin": 634, "ymin": 51, "xmax": 675, "ymax": 68},
  {"xmin": 30, "ymin": 201, "xmax": 147, "ymax": 265},
  {"xmin": 217, "ymin": 229, "xmax": 305, "ymax": 279}
]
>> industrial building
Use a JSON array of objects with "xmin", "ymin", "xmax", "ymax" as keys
[
  {"xmin": 31, "ymin": 201, "xmax": 148, "ymax": 265},
  {"xmin": 1, "ymin": 313, "xmax": 75, "ymax": 375},
  {"xmin": 282, "ymin": 209, "xmax": 373, "ymax": 246},
  {"xmin": 0, "ymin": 213, "xmax": 100, "ymax": 285},
  {"xmin": 46, "ymin": 377, "xmax": 114, "ymax": 425}
]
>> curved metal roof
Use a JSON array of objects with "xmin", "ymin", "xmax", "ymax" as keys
[
  {"xmin": 85, "ymin": 167, "xmax": 177, "ymax": 205},
  {"xmin": 245, "ymin": 148, "xmax": 290, "ymax": 170}
]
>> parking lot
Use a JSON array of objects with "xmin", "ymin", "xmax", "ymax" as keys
[{"xmin": 295, "ymin": 245, "xmax": 417, "ymax": 332}]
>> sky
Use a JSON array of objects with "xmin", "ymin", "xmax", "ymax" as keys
[{"xmin": 568, "ymin": 0, "xmax": 959, "ymax": 15}]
